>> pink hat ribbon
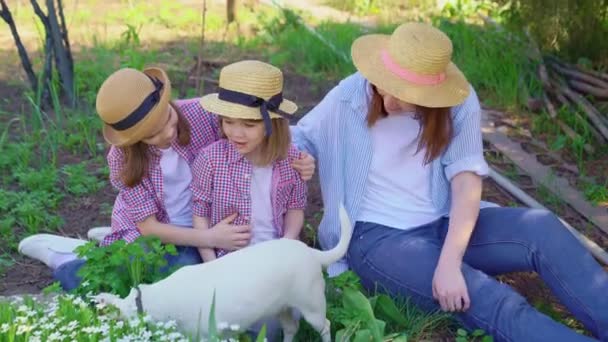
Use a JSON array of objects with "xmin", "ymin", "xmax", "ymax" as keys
[{"xmin": 381, "ymin": 50, "xmax": 446, "ymax": 86}]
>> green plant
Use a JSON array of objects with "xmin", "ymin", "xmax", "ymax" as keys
[
  {"xmin": 74, "ymin": 236, "xmax": 178, "ymax": 297},
  {"xmin": 61, "ymin": 162, "xmax": 105, "ymax": 196},
  {"xmin": 0, "ymin": 294, "xmax": 191, "ymax": 341},
  {"xmin": 582, "ymin": 179, "xmax": 608, "ymax": 206},
  {"xmin": 455, "ymin": 328, "xmax": 494, "ymax": 342}
]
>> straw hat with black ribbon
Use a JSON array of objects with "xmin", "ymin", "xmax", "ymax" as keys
[
  {"xmin": 200, "ymin": 60, "xmax": 297, "ymax": 136},
  {"xmin": 96, "ymin": 67, "xmax": 172, "ymax": 147},
  {"xmin": 351, "ymin": 22, "xmax": 471, "ymax": 108}
]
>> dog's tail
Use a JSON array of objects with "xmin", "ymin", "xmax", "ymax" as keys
[{"xmin": 314, "ymin": 203, "xmax": 353, "ymax": 268}]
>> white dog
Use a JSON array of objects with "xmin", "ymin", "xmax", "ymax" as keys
[{"xmin": 95, "ymin": 204, "xmax": 352, "ymax": 341}]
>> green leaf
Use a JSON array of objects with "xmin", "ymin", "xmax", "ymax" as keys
[
  {"xmin": 353, "ymin": 329, "xmax": 372, "ymax": 342},
  {"xmin": 374, "ymin": 294, "xmax": 408, "ymax": 326},
  {"xmin": 208, "ymin": 290, "xmax": 219, "ymax": 341},
  {"xmin": 457, "ymin": 328, "xmax": 468, "ymax": 336},
  {"xmin": 392, "ymin": 334, "xmax": 408, "ymax": 342},
  {"xmin": 255, "ymin": 324, "xmax": 267, "ymax": 342},
  {"xmin": 456, "ymin": 337, "xmax": 468, "ymax": 342},
  {"xmin": 482, "ymin": 336, "xmax": 494, "ymax": 342},
  {"xmin": 343, "ymin": 288, "xmax": 383, "ymax": 340},
  {"xmin": 472, "ymin": 329, "xmax": 485, "ymax": 337}
]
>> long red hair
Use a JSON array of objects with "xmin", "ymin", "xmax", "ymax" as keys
[{"xmin": 367, "ymin": 86, "xmax": 453, "ymax": 164}]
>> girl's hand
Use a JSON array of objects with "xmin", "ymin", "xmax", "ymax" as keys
[
  {"xmin": 432, "ymin": 262, "xmax": 470, "ymax": 312},
  {"xmin": 292, "ymin": 152, "xmax": 315, "ymax": 181},
  {"xmin": 208, "ymin": 213, "xmax": 251, "ymax": 251}
]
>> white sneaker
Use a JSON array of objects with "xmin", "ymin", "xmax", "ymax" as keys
[
  {"xmin": 87, "ymin": 227, "xmax": 112, "ymax": 242},
  {"xmin": 18, "ymin": 234, "xmax": 88, "ymax": 268}
]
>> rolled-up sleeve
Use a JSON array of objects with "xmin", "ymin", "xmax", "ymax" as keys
[
  {"xmin": 442, "ymin": 87, "xmax": 489, "ymax": 181},
  {"xmin": 190, "ymin": 150, "xmax": 214, "ymax": 218}
]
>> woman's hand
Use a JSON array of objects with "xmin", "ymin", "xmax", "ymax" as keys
[
  {"xmin": 292, "ymin": 152, "xmax": 315, "ymax": 181},
  {"xmin": 207, "ymin": 213, "xmax": 251, "ymax": 251},
  {"xmin": 432, "ymin": 261, "xmax": 470, "ymax": 312}
]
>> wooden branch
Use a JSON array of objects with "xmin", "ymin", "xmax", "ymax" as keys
[
  {"xmin": 0, "ymin": 0, "xmax": 38, "ymax": 93},
  {"xmin": 568, "ymin": 79, "xmax": 608, "ymax": 99},
  {"xmin": 555, "ymin": 81, "xmax": 608, "ymax": 141},
  {"xmin": 489, "ymin": 168, "xmax": 608, "ymax": 265},
  {"xmin": 545, "ymin": 84, "xmax": 606, "ymax": 143},
  {"xmin": 548, "ymin": 59, "xmax": 608, "ymax": 90},
  {"xmin": 195, "ymin": 0, "xmax": 208, "ymax": 95},
  {"xmin": 481, "ymin": 110, "xmax": 608, "ymax": 235},
  {"xmin": 542, "ymin": 92, "xmax": 595, "ymax": 154}
]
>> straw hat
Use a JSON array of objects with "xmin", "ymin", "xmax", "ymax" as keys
[
  {"xmin": 351, "ymin": 22, "xmax": 470, "ymax": 108},
  {"xmin": 200, "ymin": 60, "xmax": 297, "ymax": 134},
  {"xmin": 96, "ymin": 67, "xmax": 172, "ymax": 147}
]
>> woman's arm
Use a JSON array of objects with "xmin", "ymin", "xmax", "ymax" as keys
[
  {"xmin": 433, "ymin": 171, "xmax": 482, "ymax": 312},
  {"xmin": 440, "ymin": 171, "xmax": 482, "ymax": 264},
  {"xmin": 283, "ymin": 209, "xmax": 304, "ymax": 240}
]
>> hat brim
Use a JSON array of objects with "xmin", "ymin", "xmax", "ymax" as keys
[
  {"xmin": 102, "ymin": 67, "xmax": 172, "ymax": 147},
  {"xmin": 199, "ymin": 94, "xmax": 298, "ymax": 120},
  {"xmin": 351, "ymin": 34, "xmax": 470, "ymax": 108}
]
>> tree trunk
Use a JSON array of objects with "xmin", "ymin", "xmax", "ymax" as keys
[
  {"xmin": 0, "ymin": 0, "xmax": 38, "ymax": 93},
  {"xmin": 227, "ymin": 0, "xmax": 237, "ymax": 23},
  {"xmin": 45, "ymin": 0, "xmax": 74, "ymax": 106}
]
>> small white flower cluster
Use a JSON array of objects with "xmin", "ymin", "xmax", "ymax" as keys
[{"xmin": 0, "ymin": 294, "xmax": 190, "ymax": 342}]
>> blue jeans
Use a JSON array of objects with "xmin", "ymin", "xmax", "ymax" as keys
[
  {"xmin": 348, "ymin": 207, "xmax": 608, "ymax": 342},
  {"xmin": 53, "ymin": 246, "xmax": 203, "ymax": 292}
]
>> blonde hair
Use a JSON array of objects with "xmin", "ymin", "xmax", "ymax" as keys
[{"xmin": 219, "ymin": 117, "xmax": 291, "ymax": 166}]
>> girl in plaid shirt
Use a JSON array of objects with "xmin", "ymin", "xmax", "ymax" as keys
[
  {"xmin": 191, "ymin": 60, "xmax": 308, "ymax": 262},
  {"xmin": 18, "ymin": 67, "xmax": 314, "ymax": 291}
]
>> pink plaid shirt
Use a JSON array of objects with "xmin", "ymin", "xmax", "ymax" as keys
[
  {"xmin": 191, "ymin": 139, "xmax": 307, "ymax": 257},
  {"xmin": 101, "ymin": 98, "xmax": 221, "ymax": 246}
]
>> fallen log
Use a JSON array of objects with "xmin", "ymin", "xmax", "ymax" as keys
[
  {"xmin": 569, "ymin": 79, "xmax": 608, "ymax": 99},
  {"xmin": 489, "ymin": 168, "xmax": 608, "ymax": 265},
  {"xmin": 547, "ymin": 57, "xmax": 608, "ymax": 89},
  {"xmin": 542, "ymin": 93, "xmax": 595, "ymax": 154},
  {"xmin": 552, "ymin": 80, "xmax": 608, "ymax": 141}
]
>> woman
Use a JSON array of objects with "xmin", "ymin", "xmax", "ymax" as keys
[
  {"xmin": 19, "ymin": 67, "xmax": 315, "ymax": 292},
  {"xmin": 291, "ymin": 22, "xmax": 608, "ymax": 341}
]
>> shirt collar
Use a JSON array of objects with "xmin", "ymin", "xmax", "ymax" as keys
[{"xmin": 225, "ymin": 140, "xmax": 246, "ymax": 164}]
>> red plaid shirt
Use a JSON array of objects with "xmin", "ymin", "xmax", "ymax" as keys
[
  {"xmin": 101, "ymin": 98, "xmax": 221, "ymax": 246},
  {"xmin": 191, "ymin": 139, "xmax": 307, "ymax": 257}
]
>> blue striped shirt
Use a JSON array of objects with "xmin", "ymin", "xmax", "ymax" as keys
[{"xmin": 291, "ymin": 72, "xmax": 493, "ymax": 276}]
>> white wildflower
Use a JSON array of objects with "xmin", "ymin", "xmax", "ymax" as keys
[
  {"xmin": 143, "ymin": 314, "xmax": 153, "ymax": 323},
  {"xmin": 217, "ymin": 322, "xmax": 229, "ymax": 330},
  {"xmin": 82, "ymin": 281, "xmax": 91, "ymax": 287},
  {"xmin": 67, "ymin": 320, "xmax": 79, "ymax": 329},
  {"xmin": 29, "ymin": 336, "xmax": 41, "ymax": 342},
  {"xmin": 17, "ymin": 305, "xmax": 28, "ymax": 312},
  {"xmin": 115, "ymin": 321, "xmax": 124, "ymax": 329},
  {"xmin": 96, "ymin": 301, "xmax": 107, "ymax": 310},
  {"xmin": 16, "ymin": 324, "xmax": 34, "ymax": 335},
  {"xmin": 163, "ymin": 320, "xmax": 177, "ymax": 329},
  {"xmin": 48, "ymin": 331, "xmax": 64, "ymax": 341},
  {"xmin": 229, "ymin": 324, "xmax": 240, "ymax": 331},
  {"xmin": 1, "ymin": 323, "xmax": 10, "ymax": 333}
]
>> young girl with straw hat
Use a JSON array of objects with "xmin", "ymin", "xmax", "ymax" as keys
[
  {"xmin": 191, "ymin": 60, "xmax": 307, "ymax": 261},
  {"xmin": 292, "ymin": 22, "xmax": 608, "ymax": 341},
  {"xmin": 18, "ymin": 66, "xmax": 315, "ymax": 292}
]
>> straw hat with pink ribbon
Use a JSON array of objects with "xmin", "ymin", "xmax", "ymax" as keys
[{"xmin": 351, "ymin": 22, "xmax": 470, "ymax": 108}]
